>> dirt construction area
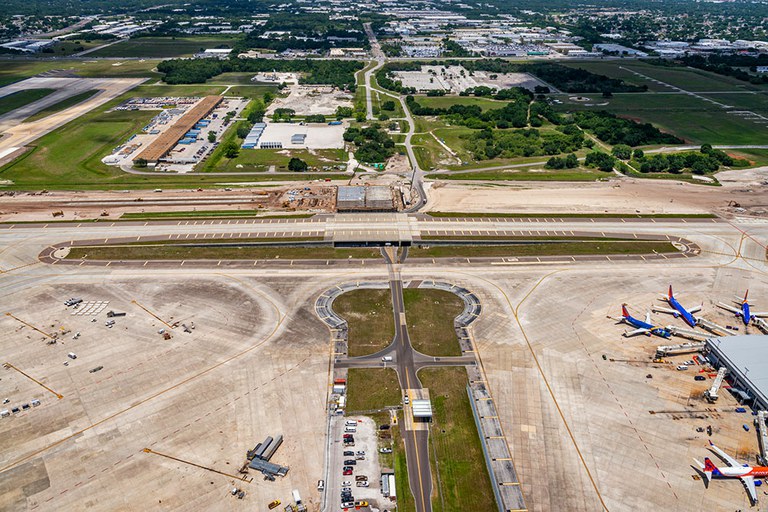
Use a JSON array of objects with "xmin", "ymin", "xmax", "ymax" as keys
[
  {"xmin": 426, "ymin": 167, "xmax": 768, "ymax": 217},
  {"xmin": 0, "ymin": 274, "xmax": 331, "ymax": 511},
  {"xmin": 0, "ymin": 77, "xmax": 145, "ymax": 163},
  {"xmin": 393, "ymin": 65, "xmax": 551, "ymax": 93},
  {"xmin": 267, "ymin": 85, "xmax": 353, "ymax": 116},
  {"xmin": 0, "ymin": 186, "xmax": 340, "ymax": 222}
]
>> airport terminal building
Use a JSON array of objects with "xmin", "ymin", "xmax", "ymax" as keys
[{"xmin": 705, "ymin": 335, "xmax": 768, "ymax": 410}]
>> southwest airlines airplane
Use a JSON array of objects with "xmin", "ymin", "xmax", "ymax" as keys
[
  {"xmin": 653, "ymin": 285, "xmax": 701, "ymax": 328},
  {"xmin": 619, "ymin": 304, "xmax": 671, "ymax": 338},
  {"xmin": 717, "ymin": 290, "xmax": 768, "ymax": 326}
]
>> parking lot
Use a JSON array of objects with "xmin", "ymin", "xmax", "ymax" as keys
[
  {"xmin": 326, "ymin": 415, "xmax": 388, "ymax": 511},
  {"xmin": 102, "ymin": 96, "xmax": 249, "ymax": 172}
]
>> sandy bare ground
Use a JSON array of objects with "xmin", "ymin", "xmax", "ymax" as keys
[
  {"xmin": 425, "ymin": 167, "xmax": 768, "ymax": 217},
  {"xmin": 0, "ymin": 77, "xmax": 145, "ymax": 162}
]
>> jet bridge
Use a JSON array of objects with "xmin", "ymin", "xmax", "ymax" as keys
[
  {"xmin": 704, "ymin": 367, "xmax": 727, "ymax": 403},
  {"xmin": 756, "ymin": 411, "xmax": 768, "ymax": 466}
]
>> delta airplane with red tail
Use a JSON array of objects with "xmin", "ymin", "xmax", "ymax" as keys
[
  {"xmin": 717, "ymin": 290, "xmax": 768, "ymax": 326},
  {"xmin": 652, "ymin": 285, "xmax": 702, "ymax": 328},
  {"xmin": 694, "ymin": 441, "xmax": 768, "ymax": 504}
]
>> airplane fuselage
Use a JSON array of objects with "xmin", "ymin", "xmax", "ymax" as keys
[
  {"xmin": 713, "ymin": 465, "xmax": 768, "ymax": 479},
  {"xmin": 667, "ymin": 296, "xmax": 697, "ymax": 327},
  {"xmin": 624, "ymin": 315, "xmax": 671, "ymax": 338},
  {"xmin": 742, "ymin": 302, "xmax": 752, "ymax": 325}
]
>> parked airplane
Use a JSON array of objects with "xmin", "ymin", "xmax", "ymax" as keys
[
  {"xmin": 619, "ymin": 304, "xmax": 671, "ymax": 338},
  {"xmin": 717, "ymin": 290, "xmax": 768, "ymax": 326},
  {"xmin": 653, "ymin": 286, "xmax": 701, "ymax": 328},
  {"xmin": 694, "ymin": 441, "xmax": 768, "ymax": 504}
]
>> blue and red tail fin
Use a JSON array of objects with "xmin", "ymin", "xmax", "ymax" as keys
[
  {"xmin": 744, "ymin": 289, "xmax": 749, "ymax": 303},
  {"xmin": 703, "ymin": 457, "xmax": 718, "ymax": 472},
  {"xmin": 668, "ymin": 285, "xmax": 674, "ymax": 299},
  {"xmin": 621, "ymin": 304, "xmax": 630, "ymax": 318}
]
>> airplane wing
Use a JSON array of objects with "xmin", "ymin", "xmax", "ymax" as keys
[
  {"xmin": 741, "ymin": 476, "xmax": 757, "ymax": 504},
  {"xmin": 688, "ymin": 304, "xmax": 702, "ymax": 314},
  {"xmin": 644, "ymin": 312, "xmax": 652, "ymax": 324},
  {"xmin": 717, "ymin": 302, "xmax": 742, "ymax": 315},
  {"xmin": 708, "ymin": 443, "xmax": 742, "ymax": 468},
  {"xmin": 652, "ymin": 306, "xmax": 678, "ymax": 315},
  {"xmin": 751, "ymin": 311, "xmax": 768, "ymax": 318},
  {"xmin": 624, "ymin": 327, "xmax": 649, "ymax": 337}
]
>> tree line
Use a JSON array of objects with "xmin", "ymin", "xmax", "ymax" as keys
[{"xmin": 156, "ymin": 58, "xmax": 364, "ymax": 90}]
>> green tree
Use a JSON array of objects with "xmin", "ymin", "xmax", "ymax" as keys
[
  {"xmin": 633, "ymin": 148, "xmax": 645, "ymax": 160},
  {"xmin": 288, "ymin": 157, "xmax": 308, "ymax": 172},
  {"xmin": 381, "ymin": 100, "xmax": 396, "ymax": 111},
  {"xmin": 208, "ymin": 131, "xmax": 216, "ymax": 143},
  {"xmin": 223, "ymin": 141, "xmax": 239, "ymax": 159},
  {"xmin": 134, "ymin": 158, "xmax": 148, "ymax": 168},
  {"xmin": 611, "ymin": 144, "xmax": 632, "ymax": 160},
  {"xmin": 585, "ymin": 151, "xmax": 616, "ymax": 172}
]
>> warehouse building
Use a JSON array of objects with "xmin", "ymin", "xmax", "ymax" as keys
[
  {"xmin": 336, "ymin": 186, "xmax": 395, "ymax": 212},
  {"xmin": 133, "ymin": 96, "xmax": 222, "ymax": 165},
  {"xmin": 705, "ymin": 335, "xmax": 768, "ymax": 410}
]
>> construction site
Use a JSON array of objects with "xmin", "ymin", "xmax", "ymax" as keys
[{"xmin": 266, "ymin": 85, "xmax": 354, "ymax": 116}]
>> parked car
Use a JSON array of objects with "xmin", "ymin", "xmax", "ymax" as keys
[
  {"xmin": 344, "ymin": 460, "xmax": 356, "ymax": 466},
  {"xmin": 268, "ymin": 500, "xmax": 281, "ymax": 510},
  {"xmin": 694, "ymin": 375, "xmax": 706, "ymax": 381},
  {"xmin": 355, "ymin": 475, "xmax": 368, "ymax": 482},
  {"xmin": 356, "ymin": 481, "xmax": 369, "ymax": 488},
  {"xmin": 343, "ymin": 468, "xmax": 353, "ymax": 476},
  {"xmin": 343, "ymin": 451, "xmax": 354, "ymax": 457}
]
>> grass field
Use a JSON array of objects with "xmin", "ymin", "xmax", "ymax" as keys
[
  {"xmin": 225, "ymin": 85, "xmax": 278, "ymax": 99},
  {"xmin": 553, "ymin": 61, "xmax": 768, "ymax": 145},
  {"xmin": 408, "ymin": 241, "xmax": 678, "ymax": 258},
  {"xmin": 402, "ymin": 289, "xmax": 464, "ymax": 357},
  {"xmin": 346, "ymin": 368, "xmax": 401, "ymax": 412},
  {"xmin": 428, "ymin": 167, "xmax": 605, "ymax": 181},
  {"xmin": 0, "ymin": 83, "xmax": 347, "ymax": 189},
  {"xmin": 23, "ymin": 89, "xmax": 98, "ymax": 123},
  {"xmin": 211, "ymin": 148, "xmax": 348, "ymax": 172},
  {"xmin": 419, "ymin": 367, "xmax": 496, "ymax": 512},
  {"xmin": 417, "ymin": 95, "xmax": 510, "ymax": 111},
  {"xmin": 0, "ymin": 88, "xmax": 55, "ymax": 116},
  {"xmin": 88, "ymin": 36, "xmax": 238, "ymax": 59},
  {"xmin": 562, "ymin": 60, "xmax": 766, "ymax": 93},
  {"xmin": 555, "ymin": 92, "xmax": 768, "ymax": 145},
  {"xmin": 332, "ymin": 289, "xmax": 394, "ymax": 357}
]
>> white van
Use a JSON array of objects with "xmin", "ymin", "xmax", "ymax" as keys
[
  {"xmin": 345, "ymin": 420, "xmax": 358, "ymax": 427},
  {"xmin": 381, "ymin": 356, "xmax": 393, "ymax": 362},
  {"xmin": 344, "ymin": 426, "xmax": 357, "ymax": 433},
  {"xmin": 676, "ymin": 365, "xmax": 689, "ymax": 371}
]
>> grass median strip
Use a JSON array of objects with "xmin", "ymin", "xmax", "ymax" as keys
[
  {"xmin": 420, "ymin": 367, "xmax": 496, "ymax": 512},
  {"xmin": 23, "ymin": 90, "xmax": 99, "ymax": 123},
  {"xmin": 65, "ymin": 244, "xmax": 382, "ymax": 261},
  {"xmin": 408, "ymin": 240, "xmax": 679, "ymax": 258},
  {"xmin": 119, "ymin": 210, "xmax": 315, "ymax": 220},
  {"xmin": 0, "ymin": 88, "xmax": 55, "ymax": 116},
  {"xmin": 403, "ymin": 289, "xmax": 464, "ymax": 357},
  {"xmin": 332, "ymin": 289, "xmax": 394, "ymax": 357}
]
